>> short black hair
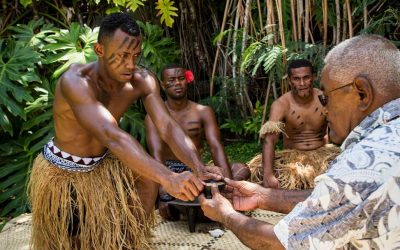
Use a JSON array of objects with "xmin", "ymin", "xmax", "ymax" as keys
[
  {"xmin": 287, "ymin": 59, "xmax": 313, "ymax": 76},
  {"xmin": 98, "ymin": 12, "xmax": 141, "ymax": 44},
  {"xmin": 160, "ymin": 63, "xmax": 184, "ymax": 81}
]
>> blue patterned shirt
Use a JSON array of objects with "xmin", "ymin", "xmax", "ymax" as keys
[{"xmin": 274, "ymin": 98, "xmax": 400, "ymax": 249}]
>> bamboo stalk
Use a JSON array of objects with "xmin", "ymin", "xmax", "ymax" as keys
[
  {"xmin": 275, "ymin": 0, "xmax": 285, "ymax": 48},
  {"xmin": 256, "ymin": 0, "xmax": 264, "ymax": 34},
  {"xmin": 266, "ymin": 0, "xmax": 274, "ymax": 45},
  {"xmin": 297, "ymin": 0, "xmax": 303, "ymax": 41},
  {"xmin": 275, "ymin": 0, "xmax": 288, "ymax": 94},
  {"xmin": 210, "ymin": 0, "xmax": 231, "ymax": 96},
  {"xmin": 304, "ymin": 0, "xmax": 309, "ymax": 43},
  {"xmin": 241, "ymin": 0, "xmax": 254, "ymax": 115},
  {"xmin": 323, "ymin": 0, "xmax": 328, "ymax": 47},
  {"xmin": 335, "ymin": 0, "xmax": 340, "ymax": 44},
  {"xmin": 345, "ymin": 0, "xmax": 353, "ymax": 37},
  {"xmin": 232, "ymin": 0, "xmax": 246, "ymax": 117},
  {"xmin": 363, "ymin": 0, "xmax": 368, "ymax": 29},
  {"xmin": 290, "ymin": 0, "xmax": 298, "ymax": 43},
  {"xmin": 342, "ymin": 2, "xmax": 347, "ymax": 41}
]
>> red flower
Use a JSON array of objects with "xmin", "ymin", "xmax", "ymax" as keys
[{"xmin": 185, "ymin": 70, "xmax": 195, "ymax": 83}]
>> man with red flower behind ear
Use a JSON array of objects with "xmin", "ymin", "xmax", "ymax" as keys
[{"xmin": 145, "ymin": 63, "xmax": 250, "ymax": 220}]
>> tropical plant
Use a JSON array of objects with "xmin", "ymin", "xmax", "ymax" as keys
[
  {"xmin": 137, "ymin": 21, "xmax": 180, "ymax": 75},
  {"xmin": 43, "ymin": 23, "xmax": 99, "ymax": 79}
]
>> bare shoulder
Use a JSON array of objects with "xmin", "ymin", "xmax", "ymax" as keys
[
  {"xmin": 58, "ymin": 63, "xmax": 94, "ymax": 100},
  {"xmin": 271, "ymin": 92, "xmax": 290, "ymax": 112},
  {"xmin": 132, "ymin": 67, "xmax": 159, "ymax": 94},
  {"xmin": 195, "ymin": 102, "xmax": 215, "ymax": 116}
]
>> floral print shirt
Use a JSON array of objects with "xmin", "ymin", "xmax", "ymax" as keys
[{"xmin": 274, "ymin": 98, "xmax": 400, "ymax": 249}]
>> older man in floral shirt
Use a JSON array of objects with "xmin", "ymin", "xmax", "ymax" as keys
[{"xmin": 198, "ymin": 34, "xmax": 400, "ymax": 249}]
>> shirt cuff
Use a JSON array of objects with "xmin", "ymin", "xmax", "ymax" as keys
[{"xmin": 274, "ymin": 219, "xmax": 289, "ymax": 249}]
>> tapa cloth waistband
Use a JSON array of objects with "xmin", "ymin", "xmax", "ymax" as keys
[
  {"xmin": 165, "ymin": 160, "xmax": 192, "ymax": 173},
  {"xmin": 42, "ymin": 140, "xmax": 107, "ymax": 172}
]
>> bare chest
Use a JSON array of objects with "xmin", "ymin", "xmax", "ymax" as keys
[
  {"xmin": 284, "ymin": 104, "xmax": 327, "ymax": 133},
  {"xmin": 170, "ymin": 110, "xmax": 203, "ymax": 138}
]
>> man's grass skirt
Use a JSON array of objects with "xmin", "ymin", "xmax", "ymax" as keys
[
  {"xmin": 248, "ymin": 145, "xmax": 340, "ymax": 189},
  {"xmin": 28, "ymin": 153, "xmax": 155, "ymax": 250}
]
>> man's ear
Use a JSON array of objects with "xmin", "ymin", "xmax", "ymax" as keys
[
  {"xmin": 353, "ymin": 75, "xmax": 373, "ymax": 111},
  {"xmin": 94, "ymin": 43, "xmax": 104, "ymax": 57}
]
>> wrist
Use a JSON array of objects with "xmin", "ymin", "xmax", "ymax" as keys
[
  {"xmin": 222, "ymin": 210, "xmax": 240, "ymax": 227},
  {"xmin": 159, "ymin": 169, "xmax": 174, "ymax": 186},
  {"xmin": 257, "ymin": 188, "xmax": 272, "ymax": 210}
]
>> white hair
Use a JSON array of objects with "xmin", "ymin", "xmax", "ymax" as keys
[{"xmin": 324, "ymin": 34, "xmax": 400, "ymax": 95}]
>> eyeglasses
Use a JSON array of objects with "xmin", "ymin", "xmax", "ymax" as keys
[{"xmin": 318, "ymin": 82, "xmax": 353, "ymax": 106}]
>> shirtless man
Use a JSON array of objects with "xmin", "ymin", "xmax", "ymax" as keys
[
  {"xmin": 145, "ymin": 64, "xmax": 250, "ymax": 219},
  {"xmin": 253, "ymin": 59, "xmax": 338, "ymax": 189},
  {"xmin": 28, "ymin": 13, "xmax": 218, "ymax": 249}
]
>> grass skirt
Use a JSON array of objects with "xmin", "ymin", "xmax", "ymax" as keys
[
  {"xmin": 28, "ymin": 153, "xmax": 155, "ymax": 250},
  {"xmin": 248, "ymin": 145, "xmax": 340, "ymax": 189}
]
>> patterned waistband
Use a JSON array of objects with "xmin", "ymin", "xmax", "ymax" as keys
[
  {"xmin": 42, "ymin": 140, "xmax": 107, "ymax": 173},
  {"xmin": 165, "ymin": 160, "xmax": 192, "ymax": 173}
]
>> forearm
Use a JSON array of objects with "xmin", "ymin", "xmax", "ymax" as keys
[
  {"xmin": 106, "ymin": 130, "xmax": 172, "ymax": 185},
  {"xmin": 223, "ymin": 211, "xmax": 284, "ymax": 250},
  {"xmin": 258, "ymin": 188, "xmax": 312, "ymax": 214},
  {"xmin": 262, "ymin": 139, "xmax": 276, "ymax": 176},
  {"xmin": 211, "ymin": 146, "xmax": 232, "ymax": 178}
]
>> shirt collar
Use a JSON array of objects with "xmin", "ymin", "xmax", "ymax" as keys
[{"xmin": 341, "ymin": 97, "xmax": 400, "ymax": 150}]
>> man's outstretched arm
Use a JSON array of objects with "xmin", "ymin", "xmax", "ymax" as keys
[
  {"xmin": 60, "ymin": 73, "xmax": 202, "ymax": 201},
  {"xmin": 199, "ymin": 186, "xmax": 284, "ymax": 250},
  {"xmin": 224, "ymin": 212, "xmax": 284, "ymax": 250},
  {"xmin": 202, "ymin": 106, "xmax": 233, "ymax": 178}
]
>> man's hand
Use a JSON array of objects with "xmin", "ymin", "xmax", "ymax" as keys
[
  {"xmin": 225, "ymin": 178, "xmax": 264, "ymax": 211},
  {"xmin": 197, "ymin": 165, "xmax": 224, "ymax": 181},
  {"xmin": 263, "ymin": 174, "xmax": 280, "ymax": 189},
  {"xmin": 161, "ymin": 172, "xmax": 203, "ymax": 201},
  {"xmin": 198, "ymin": 184, "xmax": 237, "ymax": 223}
]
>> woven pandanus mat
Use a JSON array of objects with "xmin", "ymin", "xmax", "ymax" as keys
[{"xmin": 0, "ymin": 209, "xmax": 285, "ymax": 250}]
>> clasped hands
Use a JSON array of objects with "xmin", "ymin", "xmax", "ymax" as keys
[
  {"xmin": 198, "ymin": 178, "xmax": 264, "ymax": 224},
  {"xmin": 162, "ymin": 165, "xmax": 225, "ymax": 201}
]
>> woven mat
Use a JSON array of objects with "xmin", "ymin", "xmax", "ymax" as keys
[{"xmin": 0, "ymin": 209, "xmax": 285, "ymax": 250}]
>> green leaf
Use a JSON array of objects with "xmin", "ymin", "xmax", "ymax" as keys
[
  {"xmin": 0, "ymin": 196, "xmax": 24, "ymax": 217},
  {"xmin": 19, "ymin": 0, "xmax": 32, "ymax": 8},
  {"xmin": 0, "ymin": 161, "xmax": 28, "ymax": 179},
  {"xmin": 106, "ymin": 6, "xmax": 121, "ymax": 14},
  {"xmin": 155, "ymin": 0, "xmax": 179, "ymax": 27},
  {"xmin": 0, "ymin": 107, "xmax": 12, "ymax": 135},
  {"xmin": 126, "ymin": 0, "xmax": 146, "ymax": 12}
]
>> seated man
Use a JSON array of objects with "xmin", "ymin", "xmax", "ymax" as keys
[
  {"xmin": 200, "ymin": 34, "xmax": 400, "ymax": 249},
  {"xmin": 145, "ymin": 64, "xmax": 250, "ymax": 220},
  {"xmin": 249, "ymin": 59, "xmax": 340, "ymax": 189}
]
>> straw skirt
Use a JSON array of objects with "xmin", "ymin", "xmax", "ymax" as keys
[{"xmin": 28, "ymin": 153, "xmax": 155, "ymax": 250}]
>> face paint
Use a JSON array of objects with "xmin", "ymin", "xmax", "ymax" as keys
[
  {"xmin": 117, "ymin": 37, "xmax": 129, "ymax": 49},
  {"xmin": 174, "ymin": 68, "xmax": 184, "ymax": 75},
  {"xmin": 127, "ymin": 38, "xmax": 140, "ymax": 50},
  {"xmin": 108, "ymin": 53, "xmax": 116, "ymax": 64}
]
